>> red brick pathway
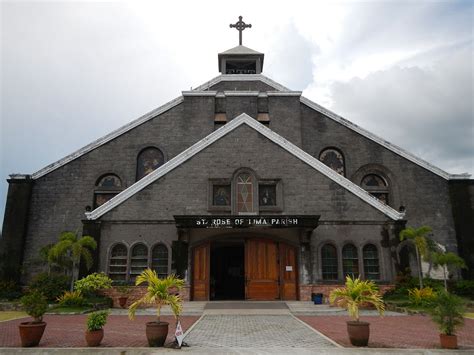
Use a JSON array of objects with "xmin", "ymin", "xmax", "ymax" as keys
[
  {"xmin": 0, "ymin": 315, "xmax": 199, "ymax": 347},
  {"xmin": 299, "ymin": 315, "xmax": 474, "ymax": 349}
]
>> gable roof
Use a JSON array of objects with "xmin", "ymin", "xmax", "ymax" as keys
[
  {"xmin": 23, "ymin": 73, "xmax": 468, "ymax": 181},
  {"xmin": 219, "ymin": 45, "xmax": 263, "ymax": 55},
  {"xmin": 85, "ymin": 113, "xmax": 405, "ymax": 221}
]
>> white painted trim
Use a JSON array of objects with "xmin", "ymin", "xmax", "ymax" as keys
[
  {"xmin": 267, "ymin": 91, "xmax": 302, "ymax": 97},
  {"xmin": 31, "ymin": 96, "xmax": 184, "ymax": 179},
  {"xmin": 300, "ymin": 97, "xmax": 470, "ymax": 180},
  {"xmin": 224, "ymin": 91, "xmax": 260, "ymax": 96},
  {"xmin": 182, "ymin": 91, "xmax": 217, "ymax": 96},
  {"xmin": 86, "ymin": 113, "xmax": 405, "ymax": 221},
  {"xmin": 193, "ymin": 74, "xmax": 290, "ymax": 92},
  {"xmin": 9, "ymin": 174, "xmax": 30, "ymax": 180},
  {"xmin": 183, "ymin": 90, "xmax": 301, "ymax": 98}
]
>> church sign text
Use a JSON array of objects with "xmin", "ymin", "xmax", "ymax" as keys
[{"xmin": 174, "ymin": 215, "xmax": 320, "ymax": 229}]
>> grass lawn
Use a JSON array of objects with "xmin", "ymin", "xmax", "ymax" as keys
[
  {"xmin": 0, "ymin": 311, "xmax": 28, "ymax": 321},
  {"xmin": 464, "ymin": 312, "xmax": 474, "ymax": 319}
]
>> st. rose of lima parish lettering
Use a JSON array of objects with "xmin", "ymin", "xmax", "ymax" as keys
[{"xmin": 196, "ymin": 217, "xmax": 300, "ymax": 227}]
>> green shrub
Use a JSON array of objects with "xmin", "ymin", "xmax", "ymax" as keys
[
  {"xmin": 86, "ymin": 310, "xmax": 109, "ymax": 331},
  {"xmin": 21, "ymin": 290, "xmax": 48, "ymax": 323},
  {"xmin": 0, "ymin": 279, "xmax": 22, "ymax": 300},
  {"xmin": 74, "ymin": 273, "xmax": 112, "ymax": 297},
  {"xmin": 430, "ymin": 291, "xmax": 465, "ymax": 335},
  {"xmin": 85, "ymin": 295, "xmax": 114, "ymax": 309},
  {"xmin": 29, "ymin": 272, "xmax": 69, "ymax": 301},
  {"xmin": 408, "ymin": 287, "xmax": 437, "ymax": 307},
  {"xmin": 57, "ymin": 290, "xmax": 85, "ymax": 307},
  {"xmin": 452, "ymin": 280, "xmax": 474, "ymax": 298},
  {"xmin": 422, "ymin": 278, "xmax": 444, "ymax": 292}
]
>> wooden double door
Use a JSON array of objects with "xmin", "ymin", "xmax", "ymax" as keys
[{"xmin": 192, "ymin": 239, "xmax": 298, "ymax": 301}]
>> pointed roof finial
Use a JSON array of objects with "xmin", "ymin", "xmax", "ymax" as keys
[{"xmin": 229, "ymin": 16, "xmax": 252, "ymax": 46}]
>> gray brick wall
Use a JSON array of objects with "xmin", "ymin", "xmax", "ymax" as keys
[{"xmin": 16, "ymin": 77, "xmax": 458, "ymax": 283}]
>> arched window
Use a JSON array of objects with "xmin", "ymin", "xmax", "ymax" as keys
[
  {"xmin": 108, "ymin": 243, "xmax": 127, "ymax": 281},
  {"xmin": 151, "ymin": 244, "xmax": 169, "ymax": 279},
  {"xmin": 363, "ymin": 244, "xmax": 380, "ymax": 280},
  {"xmin": 136, "ymin": 147, "xmax": 165, "ymax": 181},
  {"xmin": 94, "ymin": 174, "xmax": 122, "ymax": 208},
  {"xmin": 342, "ymin": 244, "xmax": 359, "ymax": 278},
  {"xmin": 236, "ymin": 172, "xmax": 254, "ymax": 213},
  {"xmin": 129, "ymin": 243, "xmax": 148, "ymax": 280},
  {"xmin": 319, "ymin": 148, "xmax": 345, "ymax": 176},
  {"xmin": 321, "ymin": 244, "xmax": 338, "ymax": 280},
  {"xmin": 361, "ymin": 174, "xmax": 389, "ymax": 204}
]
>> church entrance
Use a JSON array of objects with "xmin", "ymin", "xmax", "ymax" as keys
[
  {"xmin": 210, "ymin": 242, "xmax": 245, "ymax": 300},
  {"xmin": 191, "ymin": 238, "xmax": 298, "ymax": 301}
]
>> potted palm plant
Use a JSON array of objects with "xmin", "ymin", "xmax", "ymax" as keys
[
  {"xmin": 329, "ymin": 276, "xmax": 385, "ymax": 346},
  {"xmin": 115, "ymin": 282, "xmax": 132, "ymax": 308},
  {"xmin": 18, "ymin": 290, "xmax": 48, "ymax": 347},
  {"xmin": 128, "ymin": 269, "xmax": 184, "ymax": 347},
  {"xmin": 85, "ymin": 310, "xmax": 109, "ymax": 346},
  {"xmin": 430, "ymin": 291, "xmax": 465, "ymax": 349}
]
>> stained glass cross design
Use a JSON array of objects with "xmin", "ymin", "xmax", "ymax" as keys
[{"xmin": 230, "ymin": 16, "xmax": 252, "ymax": 46}]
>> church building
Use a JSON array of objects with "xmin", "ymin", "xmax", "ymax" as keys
[{"xmin": 2, "ymin": 17, "xmax": 473, "ymax": 300}]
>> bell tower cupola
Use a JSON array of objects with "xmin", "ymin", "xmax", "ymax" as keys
[{"xmin": 218, "ymin": 16, "xmax": 264, "ymax": 74}]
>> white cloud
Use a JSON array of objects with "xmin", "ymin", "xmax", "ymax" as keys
[{"xmin": 1, "ymin": 0, "xmax": 473, "ymax": 225}]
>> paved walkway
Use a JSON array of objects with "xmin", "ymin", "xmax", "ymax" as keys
[
  {"xmin": 1, "ymin": 301, "xmax": 473, "ymax": 352},
  {"xmin": 184, "ymin": 314, "xmax": 338, "ymax": 349}
]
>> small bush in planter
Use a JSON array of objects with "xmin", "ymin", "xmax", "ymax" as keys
[
  {"xmin": 19, "ymin": 290, "xmax": 48, "ymax": 347},
  {"xmin": 57, "ymin": 290, "xmax": 85, "ymax": 307},
  {"xmin": 21, "ymin": 290, "xmax": 48, "ymax": 323},
  {"xmin": 430, "ymin": 291, "xmax": 465, "ymax": 349},
  {"xmin": 28, "ymin": 272, "xmax": 69, "ymax": 301},
  {"xmin": 85, "ymin": 310, "xmax": 109, "ymax": 346},
  {"xmin": 75, "ymin": 272, "xmax": 113, "ymax": 297}
]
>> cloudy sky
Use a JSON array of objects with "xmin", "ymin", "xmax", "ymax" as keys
[{"xmin": 1, "ymin": 0, "xmax": 473, "ymax": 225}]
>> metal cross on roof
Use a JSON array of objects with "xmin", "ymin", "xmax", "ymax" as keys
[{"xmin": 230, "ymin": 16, "xmax": 252, "ymax": 46}]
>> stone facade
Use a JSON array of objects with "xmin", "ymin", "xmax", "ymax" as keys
[{"xmin": 1, "ymin": 44, "xmax": 471, "ymax": 295}]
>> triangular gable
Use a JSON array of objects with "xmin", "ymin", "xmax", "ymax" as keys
[
  {"xmin": 27, "ymin": 73, "xmax": 468, "ymax": 181},
  {"xmin": 85, "ymin": 113, "xmax": 405, "ymax": 221}
]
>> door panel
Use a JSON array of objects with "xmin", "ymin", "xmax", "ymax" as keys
[
  {"xmin": 192, "ymin": 243, "xmax": 209, "ymax": 301},
  {"xmin": 245, "ymin": 239, "xmax": 279, "ymax": 300},
  {"xmin": 280, "ymin": 243, "xmax": 298, "ymax": 300}
]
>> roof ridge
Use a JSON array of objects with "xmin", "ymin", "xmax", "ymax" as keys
[
  {"xmin": 300, "ymin": 97, "xmax": 470, "ymax": 180},
  {"xmin": 30, "ymin": 96, "xmax": 184, "ymax": 179},
  {"xmin": 86, "ymin": 113, "xmax": 405, "ymax": 221}
]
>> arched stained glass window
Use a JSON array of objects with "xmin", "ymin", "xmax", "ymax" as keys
[
  {"xmin": 109, "ymin": 243, "xmax": 127, "ymax": 281},
  {"xmin": 129, "ymin": 243, "xmax": 148, "ymax": 280},
  {"xmin": 342, "ymin": 244, "xmax": 359, "ymax": 278},
  {"xmin": 136, "ymin": 147, "xmax": 164, "ymax": 181},
  {"xmin": 237, "ymin": 173, "xmax": 254, "ymax": 213},
  {"xmin": 361, "ymin": 174, "xmax": 389, "ymax": 204},
  {"xmin": 151, "ymin": 244, "xmax": 169, "ymax": 279},
  {"xmin": 94, "ymin": 174, "xmax": 122, "ymax": 208},
  {"xmin": 96, "ymin": 174, "xmax": 122, "ymax": 188},
  {"xmin": 320, "ymin": 148, "xmax": 345, "ymax": 176},
  {"xmin": 363, "ymin": 244, "xmax": 380, "ymax": 280},
  {"xmin": 321, "ymin": 244, "xmax": 338, "ymax": 280}
]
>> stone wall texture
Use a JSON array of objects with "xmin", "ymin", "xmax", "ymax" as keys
[{"xmin": 2, "ymin": 76, "xmax": 461, "ymax": 288}]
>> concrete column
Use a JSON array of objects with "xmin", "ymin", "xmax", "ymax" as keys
[
  {"xmin": 0, "ymin": 176, "xmax": 33, "ymax": 282},
  {"xmin": 81, "ymin": 220, "xmax": 102, "ymax": 274}
]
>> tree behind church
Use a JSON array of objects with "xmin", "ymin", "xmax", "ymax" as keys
[
  {"xmin": 399, "ymin": 226, "xmax": 433, "ymax": 289},
  {"xmin": 48, "ymin": 231, "xmax": 97, "ymax": 291}
]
